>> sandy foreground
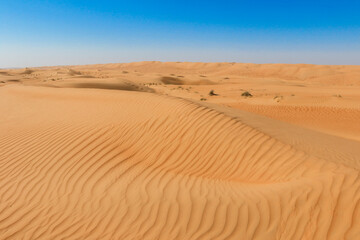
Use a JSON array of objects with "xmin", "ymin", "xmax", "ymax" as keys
[{"xmin": 1, "ymin": 62, "xmax": 360, "ymax": 239}]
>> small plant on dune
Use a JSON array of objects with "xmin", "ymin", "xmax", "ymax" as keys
[
  {"xmin": 209, "ymin": 90, "xmax": 218, "ymax": 96},
  {"xmin": 241, "ymin": 91, "xmax": 252, "ymax": 97},
  {"xmin": 122, "ymin": 71, "xmax": 129, "ymax": 74},
  {"xmin": 200, "ymin": 98, "xmax": 207, "ymax": 101},
  {"xmin": 224, "ymin": 77, "xmax": 230, "ymax": 80}
]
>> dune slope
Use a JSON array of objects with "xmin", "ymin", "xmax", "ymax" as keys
[{"xmin": 1, "ymin": 84, "xmax": 360, "ymax": 239}]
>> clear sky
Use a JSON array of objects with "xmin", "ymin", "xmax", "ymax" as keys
[{"xmin": 1, "ymin": 0, "xmax": 360, "ymax": 67}]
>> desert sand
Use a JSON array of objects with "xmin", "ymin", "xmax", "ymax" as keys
[{"xmin": 1, "ymin": 62, "xmax": 360, "ymax": 239}]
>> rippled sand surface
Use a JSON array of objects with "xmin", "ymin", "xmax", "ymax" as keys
[{"xmin": 1, "ymin": 62, "xmax": 360, "ymax": 239}]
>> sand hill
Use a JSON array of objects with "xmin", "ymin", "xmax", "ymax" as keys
[{"xmin": 1, "ymin": 62, "xmax": 360, "ymax": 239}]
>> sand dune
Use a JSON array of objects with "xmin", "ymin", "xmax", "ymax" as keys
[{"xmin": 1, "ymin": 62, "xmax": 360, "ymax": 239}]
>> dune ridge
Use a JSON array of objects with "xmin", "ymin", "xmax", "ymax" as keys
[
  {"xmin": 72, "ymin": 62, "xmax": 360, "ymax": 85},
  {"xmin": 1, "ymin": 84, "xmax": 360, "ymax": 239}
]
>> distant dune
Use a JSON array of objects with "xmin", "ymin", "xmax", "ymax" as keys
[{"xmin": 1, "ymin": 62, "xmax": 360, "ymax": 239}]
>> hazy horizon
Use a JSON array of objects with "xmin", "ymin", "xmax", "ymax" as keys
[{"xmin": 1, "ymin": 0, "xmax": 360, "ymax": 68}]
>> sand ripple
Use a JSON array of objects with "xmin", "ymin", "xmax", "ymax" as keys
[{"xmin": 0, "ymin": 86, "xmax": 360, "ymax": 239}]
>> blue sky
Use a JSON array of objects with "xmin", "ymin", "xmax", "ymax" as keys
[{"xmin": 1, "ymin": 0, "xmax": 360, "ymax": 67}]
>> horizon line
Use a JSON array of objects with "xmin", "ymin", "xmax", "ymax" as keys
[{"xmin": 2, "ymin": 60, "xmax": 360, "ymax": 70}]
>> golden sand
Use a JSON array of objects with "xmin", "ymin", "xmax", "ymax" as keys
[{"xmin": 1, "ymin": 62, "xmax": 360, "ymax": 239}]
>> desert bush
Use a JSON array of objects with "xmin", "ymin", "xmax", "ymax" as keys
[
  {"xmin": 241, "ymin": 91, "xmax": 252, "ymax": 97},
  {"xmin": 209, "ymin": 90, "xmax": 218, "ymax": 96}
]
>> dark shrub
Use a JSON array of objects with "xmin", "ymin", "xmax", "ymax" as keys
[{"xmin": 241, "ymin": 91, "xmax": 252, "ymax": 97}]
